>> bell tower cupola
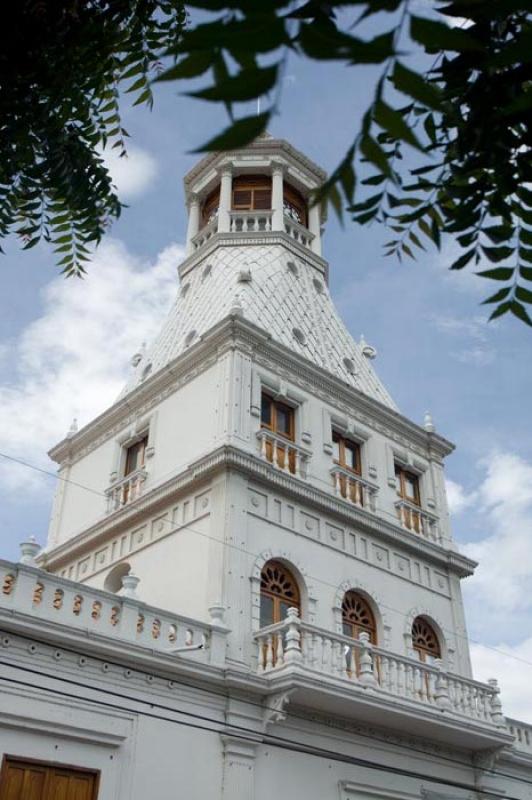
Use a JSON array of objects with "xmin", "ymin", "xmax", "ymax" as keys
[{"xmin": 184, "ymin": 133, "xmax": 327, "ymax": 258}]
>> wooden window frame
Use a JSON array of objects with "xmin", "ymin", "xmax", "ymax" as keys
[
  {"xmin": 260, "ymin": 559, "xmax": 301, "ymax": 626},
  {"xmin": 395, "ymin": 463, "xmax": 421, "ymax": 506},
  {"xmin": 341, "ymin": 591, "xmax": 377, "ymax": 644},
  {"xmin": 201, "ymin": 186, "xmax": 220, "ymax": 226},
  {"xmin": 261, "ymin": 392, "xmax": 295, "ymax": 442},
  {"xmin": 124, "ymin": 433, "xmax": 148, "ymax": 477},
  {"xmin": 0, "ymin": 756, "xmax": 100, "ymax": 800},
  {"xmin": 232, "ymin": 175, "xmax": 272, "ymax": 211},
  {"xmin": 411, "ymin": 617, "xmax": 441, "ymax": 663},
  {"xmin": 283, "ymin": 182, "xmax": 307, "ymax": 227},
  {"xmin": 332, "ymin": 430, "xmax": 361, "ymax": 475}
]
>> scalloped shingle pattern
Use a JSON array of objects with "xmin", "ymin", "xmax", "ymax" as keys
[{"xmin": 121, "ymin": 245, "xmax": 397, "ymax": 410}]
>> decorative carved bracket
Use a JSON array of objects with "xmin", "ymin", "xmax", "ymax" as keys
[{"xmin": 263, "ymin": 690, "xmax": 295, "ymax": 729}]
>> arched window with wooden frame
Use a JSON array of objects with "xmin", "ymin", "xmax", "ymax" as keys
[
  {"xmin": 283, "ymin": 182, "xmax": 307, "ymax": 226},
  {"xmin": 232, "ymin": 175, "xmax": 272, "ymax": 211},
  {"xmin": 260, "ymin": 560, "xmax": 300, "ymax": 628},
  {"xmin": 412, "ymin": 616, "xmax": 441, "ymax": 663},
  {"xmin": 341, "ymin": 591, "xmax": 377, "ymax": 643}
]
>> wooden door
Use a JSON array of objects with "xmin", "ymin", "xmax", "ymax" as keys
[{"xmin": 0, "ymin": 759, "xmax": 99, "ymax": 800}]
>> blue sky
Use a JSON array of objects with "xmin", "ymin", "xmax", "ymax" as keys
[{"xmin": 1, "ymin": 50, "xmax": 531, "ymax": 719}]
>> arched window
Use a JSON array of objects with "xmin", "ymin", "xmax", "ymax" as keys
[
  {"xmin": 412, "ymin": 616, "xmax": 441, "ymax": 663},
  {"xmin": 104, "ymin": 562, "xmax": 131, "ymax": 594},
  {"xmin": 260, "ymin": 560, "xmax": 300, "ymax": 627},
  {"xmin": 342, "ymin": 591, "xmax": 377, "ymax": 644}
]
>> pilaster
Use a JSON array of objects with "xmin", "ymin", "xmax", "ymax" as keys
[{"xmin": 185, "ymin": 194, "xmax": 200, "ymax": 255}]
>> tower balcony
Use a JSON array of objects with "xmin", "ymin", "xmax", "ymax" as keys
[
  {"xmin": 184, "ymin": 137, "xmax": 326, "ymax": 259},
  {"xmin": 253, "ymin": 610, "xmax": 515, "ymax": 752}
]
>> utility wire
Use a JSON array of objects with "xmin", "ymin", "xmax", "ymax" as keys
[
  {"xmin": 0, "ymin": 627, "xmax": 528, "ymax": 791},
  {"xmin": 0, "ymin": 449, "xmax": 530, "ymax": 673},
  {"xmin": 0, "ymin": 661, "xmax": 527, "ymax": 799}
]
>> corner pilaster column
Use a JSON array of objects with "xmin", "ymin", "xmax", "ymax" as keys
[
  {"xmin": 221, "ymin": 736, "xmax": 258, "ymax": 800},
  {"xmin": 308, "ymin": 202, "xmax": 322, "ymax": 256},
  {"xmin": 271, "ymin": 163, "xmax": 284, "ymax": 232},
  {"xmin": 218, "ymin": 168, "xmax": 232, "ymax": 233},
  {"xmin": 185, "ymin": 194, "xmax": 200, "ymax": 255}
]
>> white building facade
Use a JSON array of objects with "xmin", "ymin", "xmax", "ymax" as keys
[{"xmin": 1, "ymin": 135, "xmax": 531, "ymax": 800}]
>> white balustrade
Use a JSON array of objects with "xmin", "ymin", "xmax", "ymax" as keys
[
  {"xmin": 229, "ymin": 210, "xmax": 273, "ymax": 233},
  {"xmin": 331, "ymin": 466, "xmax": 378, "ymax": 512},
  {"xmin": 256, "ymin": 430, "xmax": 310, "ymax": 478},
  {"xmin": 0, "ymin": 560, "xmax": 225, "ymax": 665},
  {"xmin": 395, "ymin": 499, "xmax": 441, "ymax": 544},
  {"xmin": 508, "ymin": 718, "xmax": 532, "ymax": 753},
  {"xmin": 284, "ymin": 214, "xmax": 315, "ymax": 249},
  {"xmin": 191, "ymin": 217, "xmax": 217, "ymax": 250},
  {"xmin": 106, "ymin": 468, "xmax": 147, "ymax": 513},
  {"xmin": 254, "ymin": 618, "xmax": 505, "ymax": 728}
]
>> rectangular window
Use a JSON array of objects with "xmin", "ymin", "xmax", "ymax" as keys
[
  {"xmin": 0, "ymin": 758, "xmax": 99, "ymax": 800},
  {"xmin": 124, "ymin": 434, "xmax": 148, "ymax": 477},
  {"xmin": 332, "ymin": 431, "xmax": 361, "ymax": 474},
  {"xmin": 395, "ymin": 464, "xmax": 420, "ymax": 505},
  {"xmin": 261, "ymin": 393, "xmax": 294, "ymax": 441},
  {"xmin": 260, "ymin": 392, "xmax": 296, "ymax": 473}
]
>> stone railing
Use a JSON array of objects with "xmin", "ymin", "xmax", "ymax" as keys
[
  {"xmin": 229, "ymin": 210, "xmax": 273, "ymax": 233},
  {"xmin": 395, "ymin": 498, "xmax": 441, "ymax": 545},
  {"xmin": 330, "ymin": 466, "xmax": 378, "ymax": 512},
  {"xmin": 284, "ymin": 215, "xmax": 315, "ymax": 249},
  {"xmin": 0, "ymin": 560, "xmax": 227, "ymax": 666},
  {"xmin": 256, "ymin": 429, "xmax": 310, "ymax": 479},
  {"xmin": 507, "ymin": 718, "xmax": 532, "ymax": 754},
  {"xmin": 192, "ymin": 217, "xmax": 217, "ymax": 250},
  {"xmin": 106, "ymin": 468, "xmax": 147, "ymax": 513},
  {"xmin": 254, "ymin": 611, "xmax": 506, "ymax": 728}
]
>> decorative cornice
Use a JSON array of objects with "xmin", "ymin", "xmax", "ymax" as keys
[
  {"xmin": 42, "ymin": 444, "xmax": 475, "ymax": 578},
  {"xmin": 177, "ymin": 230, "xmax": 329, "ymax": 281},
  {"xmin": 49, "ymin": 315, "xmax": 453, "ymax": 470}
]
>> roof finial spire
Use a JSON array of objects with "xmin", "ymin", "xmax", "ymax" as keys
[{"xmin": 424, "ymin": 411, "xmax": 435, "ymax": 432}]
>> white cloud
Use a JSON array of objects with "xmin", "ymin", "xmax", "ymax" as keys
[
  {"xmin": 101, "ymin": 144, "xmax": 159, "ymax": 199},
  {"xmin": 445, "ymin": 478, "xmax": 476, "ymax": 515},
  {"xmin": 0, "ymin": 239, "xmax": 182, "ymax": 494},
  {"xmin": 463, "ymin": 451, "xmax": 532, "ymax": 613},
  {"xmin": 471, "ymin": 638, "xmax": 532, "ymax": 723}
]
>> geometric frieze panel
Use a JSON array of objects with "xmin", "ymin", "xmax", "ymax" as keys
[
  {"xmin": 247, "ymin": 486, "xmax": 450, "ymax": 597},
  {"xmin": 58, "ymin": 488, "xmax": 212, "ymax": 583}
]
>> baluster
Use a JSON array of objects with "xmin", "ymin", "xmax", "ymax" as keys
[
  {"xmin": 284, "ymin": 607, "xmax": 302, "ymax": 665},
  {"xmin": 322, "ymin": 636, "xmax": 331, "ymax": 674},
  {"xmin": 275, "ymin": 633, "xmax": 284, "ymax": 667},
  {"xmin": 265, "ymin": 635, "xmax": 274, "ymax": 670},
  {"xmin": 260, "ymin": 434, "xmax": 267, "ymax": 460},
  {"xmin": 396, "ymin": 661, "xmax": 405, "ymax": 696},
  {"xmin": 334, "ymin": 471, "xmax": 341, "ymax": 496},
  {"xmin": 257, "ymin": 637, "xmax": 265, "ymax": 674},
  {"xmin": 418, "ymin": 666, "xmax": 428, "ymax": 703},
  {"xmin": 334, "ymin": 641, "xmax": 344, "ymax": 677},
  {"xmin": 358, "ymin": 632, "xmax": 377, "ymax": 689},
  {"xmin": 404, "ymin": 664, "xmax": 414, "ymax": 698},
  {"xmin": 488, "ymin": 679, "xmax": 506, "ymax": 727}
]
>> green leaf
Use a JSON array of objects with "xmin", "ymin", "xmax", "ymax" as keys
[
  {"xmin": 481, "ymin": 287, "xmax": 511, "ymax": 305},
  {"xmin": 155, "ymin": 51, "xmax": 214, "ymax": 82},
  {"xmin": 481, "ymin": 245, "xmax": 514, "ymax": 263},
  {"xmin": 373, "ymin": 100, "xmax": 424, "ymax": 151},
  {"xmin": 488, "ymin": 302, "xmax": 512, "ymax": 321},
  {"xmin": 410, "ymin": 15, "xmax": 482, "ymax": 52},
  {"xmin": 192, "ymin": 112, "xmax": 271, "ymax": 153},
  {"xmin": 362, "ymin": 174, "xmax": 387, "ymax": 186},
  {"xmin": 359, "ymin": 136, "xmax": 393, "ymax": 177},
  {"xmin": 450, "ymin": 248, "xmax": 475, "ymax": 270},
  {"xmin": 510, "ymin": 301, "xmax": 532, "ymax": 326},
  {"xmin": 519, "ymin": 266, "xmax": 532, "ymax": 281},
  {"xmin": 187, "ymin": 64, "xmax": 278, "ymax": 103},
  {"xmin": 482, "ymin": 225, "xmax": 514, "ymax": 244},
  {"xmin": 392, "ymin": 62, "xmax": 442, "ymax": 110},
  {"xmin": 476, "ymin": 267, "xmax": 514, "ymax": 281},
  {"xmin": 515, "ymin": 286, "xmax": 532, "ymax": 304}
]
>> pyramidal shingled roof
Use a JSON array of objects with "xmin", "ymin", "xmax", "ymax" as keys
[{"xmin": 121, "ymin": 243, "xmax": 397, "ymax": 411}]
